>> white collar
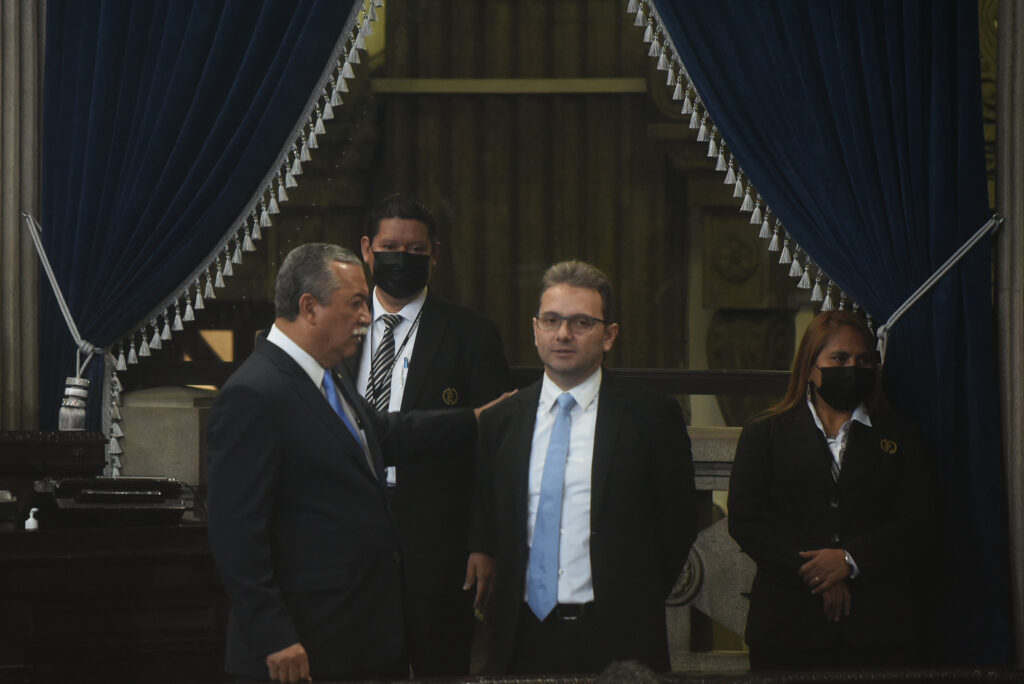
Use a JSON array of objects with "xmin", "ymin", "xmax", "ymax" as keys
[
  {"xmin": 371, "ymin": 286, "xmax": 428, "ymax": 323},
  {"xmin": 540, "ymin": 367, "xmax": 602, "ymax": 413},
  {"xmin": 266, "ymin": 323, "xmax": 327, "ymax": 388},
  {"xmin": 806, "ymin": 395, "xmax": 872, "ymax": 439}
]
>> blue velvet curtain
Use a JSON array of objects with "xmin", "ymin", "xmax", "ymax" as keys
[
  {"xmin": 654, "ymin": 0, "xmax": 1009, "ymax": 664},
  {"xmin": 39, "ymin": 0, "xmax": 356, "ymax": 429}
]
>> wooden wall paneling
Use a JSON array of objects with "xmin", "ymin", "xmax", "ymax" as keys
[
  {"xmin": 515, "ymin": 94, "xmax": 550, "ymax": 349},
  {"xmin": 450, "ymin": 0, "xmax": 482, "ymax": 79},
  {"xmin": 553, "ymin": 0, "xmax": 584, "ymax": 77},
  {"xmin": 518, "ymin": 0, "xmax": 551, "ymax": 78},
  {"xmin": 447, "ymin": 97, "xmax": 484, "ymax": 312}
]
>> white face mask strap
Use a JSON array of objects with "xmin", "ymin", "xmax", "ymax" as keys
[{"xmin": 875, "ymin": 214, "xmax": 1004, "ymax": 365}]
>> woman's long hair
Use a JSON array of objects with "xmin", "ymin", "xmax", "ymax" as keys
[{"xmin": 765, "ymin": 310, "xmax": 882, "ymax": 417}]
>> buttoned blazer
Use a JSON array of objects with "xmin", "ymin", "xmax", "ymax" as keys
[
  {"xmin": 344, "ymin": 293, "xmax": 510, "ymax": 594},
  {"xmin": 727, "ymin": 402, "xmax": 931, "ymax": 652},
  {"xmin": 471, "ymin": 373, "xmax": 698, "ymax": 673},
  {"xmin": 207, "ymin": 337, "xmax": 475, "ymax": 680}
]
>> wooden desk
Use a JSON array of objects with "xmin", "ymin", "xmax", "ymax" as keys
[{"xmin": 0, "ymin": 524, "xmax": 228, "ymax": 684}]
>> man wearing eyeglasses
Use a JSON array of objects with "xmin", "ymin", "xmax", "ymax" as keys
[{"xmin": 467, "ymin": 260, "xmax": 697, "ymax": 674}]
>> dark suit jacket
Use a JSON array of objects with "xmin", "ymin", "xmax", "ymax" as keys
[
  {"xmin": 344, "ymin": 292, "xmax": 510, "ymax": 594},
  {"xmin": 470, "ymin": 372, "xmax": 698, "ymax": 673},
  {"xmin": 206, "ymin": 337, "xmax": 476, "ymax": 680},
  {"xmin": 727, "ymin": 402, "xmax": 931, "ymax": 654}
]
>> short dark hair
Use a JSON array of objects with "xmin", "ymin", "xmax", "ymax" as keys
[
  {"xmin": 275, "ymin": 243, "xmax": 361, "ymax": 320},
  {"xmin": 365, "ymin": 193, "xmax": 438, "ymax": 243},
  {"xmin": 539, "ymin": 260, "xmax": 615, "ymax": 323}
]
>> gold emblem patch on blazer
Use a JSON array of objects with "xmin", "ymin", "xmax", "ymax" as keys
[
  {"xmin": 880, "ymin": 439, "xmax": 898, "ymax": 454},
  {"xmin": 442, "ymin": 387, "xmax": 459, "ymax": 406}
]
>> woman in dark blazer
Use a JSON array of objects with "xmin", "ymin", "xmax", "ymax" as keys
[{"xmin": 728, "ymin": 310, "xmax": 931, "ymax": 670}]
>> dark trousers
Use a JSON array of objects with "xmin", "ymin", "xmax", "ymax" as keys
[
  {"xmin": 406, "ymin": 589, "xmax": 475, "ymax": 677},
  {"xmin": 507, "ymin": 602, "xmax": 606, "ymax": 675}
]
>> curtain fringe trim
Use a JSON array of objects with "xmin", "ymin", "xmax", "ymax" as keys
[{"xmin": 635, "ymin": 0, "xmax": 851, "ymax": 315}]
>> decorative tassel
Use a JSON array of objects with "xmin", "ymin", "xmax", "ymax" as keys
[
  {"xmin": 696, "ymin": 115, "xmax": 709, "ymax": 142},
  {"xmin": 672, "ymin": 76, "xmax": 683, "ymax": 101},
  {"xmin": 300, "ymin": 138, "xmax": 311, "ymax": 162},
  {"xmin": 331, "ymin": 88, "xmax": 343, "ymax": 106},
  {"xmin": 150, "ymin": 323, "xmax": 163, "ymax": 351},
  {"xmin": 838, "ymin": 293, "xmax": 848, "ymax": 310},
  {"xmin": 348, "ymin": 45, "xmax": 360, "ymax": 65},
  {"xmin": 215, "ymin": 261, "xmax": 226, "ymax": 288},
  {"xmin": 308, "ymin": 129, "xmax": 318, "ymax": 150},
  {"xmin": 116, "ymin": 344, "xmax": 127, "ymax": 371},
  {"xmin": 285, "ymin": 169, "xmax": 298, "ymax": 188},
  {"xmin": 740, "ymin": 187, "xmax": 753, "ymax": 212},
  {"xmin": 368, "ymin": 2, "xmax": 378, "ymax": 21},
  {"xmin": 866, "ymin": 314, "xmax": 875, "ymax": 335},
  {"xmin": 278, "ymin": 176, "xmax": 289, "ymax": 201},
  {"xmin": 758, "ymin": 211, "xmax": 772, "ymax": 238},
  {"xmin": 323, "ymin": 101, "xmax": 335, "ymax": 120},
  {"xmin": 172, "ymin": 304, "xmax": 184, "ymax": 332},
  {"xmin": 139, "ymin": 330, "xmax": 151, "ymax": 357},
  {"xmin": 811, "ymin": 276, "xmax": 824, "ymax": 301},
  {"xmin": 688, "ymin": 107, "xmax": 699, "ymax": 129},
  {"xmin": 798, "ymin": 264, "xmax": 812, "ymax": 288},
  {"xmin": 707, "ymin": 131, "xmax": 718, "ymax": 158},
  {"xmin": 627, "ymin": 0, "xmax": 639, "ymax": 13},
  {"xmin": 361, "ymin": 17, "xmax": 372, "ymax": 39},
  {"xmin": 261, "ymin": 202, "xmax": 272, "ymax": 228},
  {"xmin": 161, "ymin": 314, "xmax": 172, "ymax": 340},
  {"xmin": 111, "ymin": 421, "xmax": 124, "ymax": 439},
  {"xmin": 716, "ymin": 148, "xmax": 727, "ymax": 171},
  {"xmin": 128, "ymin": 337, "xmax": 139, "ymax": 365},
  {"xmin": 768, "ymin": 228, "xmax": 780, "ymax": 252},
  {"xmin": 750, "ymin": 199, "xmax": 762, "ymax": 224},
  {"xmin": 184, "ymin": 294, "xmax": 195, "ymax": 321},
  {"xmin": 243, "ymin": 227, "xmax": 256, "ymax": 252},
  {"xmin": 338, "ymin": 77, "xmax": 350, "ymax": 93},
  {"xmin": 682, "ymin": 86, "xmax": 694, "ymax": 115},
  {"xmin": 648, "ymin": 37, "xmax": 660, "ymax": 58},
  {"xmin": 315, "ymin": 115, "xmax": 326, "ymax": 136},
  {"xmin": 666, "ymin": 65, "xmax": 675, "ymax": 87},
  {"xmin": 268, "ymin": 195, "xmax": 280, "ymax": 215},
  {"xmin": 108, "ymin": 436, "xmax": 122, "ymax": 456},
  {"xmin": 232, "ymin": 241, "xmax": 242, "ymax": 265},
  {"xmin": 724, "ymin": 160, "xmax": 736, "ymax": 185},
  {"xmin": 252, "ymin": 220, "xmax": 262, "ymax": 242},
  {"xmin": 111, "ymin": 401, "xmax": 122, "ymax": 420},
  {"xmin": 636, "ymin": 9, "xmax": 647, "ymax": 30},
  {"xmin": 789, "ymin": 256, "xmax": 803, "ymax": 278},
  {"xmin": 779, "ymin": 239, "xmax": 792, "ymax": 264},
  {"xmin": 821, "ymin": 282, "xmax": 835, "ymax": 312},
  {"xmin": 657, "ymin": 48, "xmax": 669, "ymax": 71},
  {"xmin": 341, "ymin": 60, "xmax": 355, "ymax": 79},
  {"xmin": 354, "ymin": 27, "xmax": 366, "ymax": 51},
  {"xmin": 290, "ymin": 154, "xmax": 303, "ymax": 176},
  {"xmin": 733, "ymin": 174, "xmax": 744, "ymax": 199}
]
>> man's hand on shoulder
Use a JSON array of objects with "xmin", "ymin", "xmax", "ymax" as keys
[
  {"xmin": 266, "ymin": 642, "xmax": 310, "ymax": 682},
  {"xmin": 474, "ymin": 389, "xmax": 517, "ymax": 421}
]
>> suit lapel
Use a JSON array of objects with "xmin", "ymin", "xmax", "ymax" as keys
[
  {"xmin": 591, "ymin": 373, "xmax": 624, "ymax": 519},
  {"xmin": 509, "ymin": 382, "xmax": 543, "ymax": 548},
  {"xmin": 259, "ymin": 339, "xmax": 379, "ymax": 482},
  {"xmin": 400, "ymin": 294, "xmax": 446, "ymax": 410}
]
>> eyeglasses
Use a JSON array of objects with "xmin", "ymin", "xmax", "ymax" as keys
[{"xmin": 535, "ymin": 312, "xmax": 607, "ymax": 335}]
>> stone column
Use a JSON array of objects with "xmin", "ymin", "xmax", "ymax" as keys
[
  {"xmin": 996, "ymin": 0, "xmax": 1024, "ymax": 666},
  {"xmin": 0, "ymin": 0, "xmax": 44, "ymax": 430}
]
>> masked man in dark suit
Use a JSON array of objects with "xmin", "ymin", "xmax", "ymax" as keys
[
  {"xmin": 344, "ymin": 194, "xmax": 510, "ymax": 676},
  {"xmin": 470, "ymin": 260, "xmax": 698, "ymax": 674},
  {"xmin": 206, "ymin": 243, "xmax": 484, "ymax": 682}
]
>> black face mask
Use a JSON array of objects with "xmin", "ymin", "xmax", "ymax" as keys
[
  {"xmin": 371, "ymin": 251, "xmax": 430, "ymax": 299},
  {"xmin": 812, "ymin": 365, "xmax": 875, "ymax": 412}
]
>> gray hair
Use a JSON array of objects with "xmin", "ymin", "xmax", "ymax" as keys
[
  {"xmin": 539, "ymin": 260, "xmax": 615, "ymax": 323},
  {"xmin": 275, "ymin": 243, "xmax": 362, "ymax": 320}
]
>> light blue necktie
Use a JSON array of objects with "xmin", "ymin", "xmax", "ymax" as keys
[
  {"xmin": 322, "ymin": 370, "xmax": 362, "ymax": 443},
  {"xmin": 527, "ymin": 392, "xmax": 576, "ymax": 620}
]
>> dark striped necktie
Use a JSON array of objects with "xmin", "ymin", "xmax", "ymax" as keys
[{"xmin": 368, "ymin": 313, "xmax": 401, "ymax": 411}]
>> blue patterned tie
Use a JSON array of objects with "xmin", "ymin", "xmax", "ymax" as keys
[
  {"xmin": 323, "ymin": 370, "xmax": 362, "ymax": 443},
  {"xmin": 527, "ymin": 392, "xmax": 576, "ymax": 620}
]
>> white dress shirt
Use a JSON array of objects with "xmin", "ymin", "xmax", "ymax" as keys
[
  {"xmin": 355, "ymin": 287, "xmax": 427, "ymax": 484},
  {"xmin": 807, "ymin": 396, "xmax": 871, "ymax": 577},
  {"xmin": 524, "ymin": 367, "xmax": 602, "ymax": 605}
]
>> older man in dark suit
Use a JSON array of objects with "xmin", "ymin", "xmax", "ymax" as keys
[
  {"xmin": 470, "ymin": 260, "xmax": 698, "ymax": 675},
  {"xmin": 206, "ymin": 243, "xmax": 481, "ymax": 682},
  {"xmin": 346, "ymin": 194, "xmax": 510, "ymax": 676}
]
